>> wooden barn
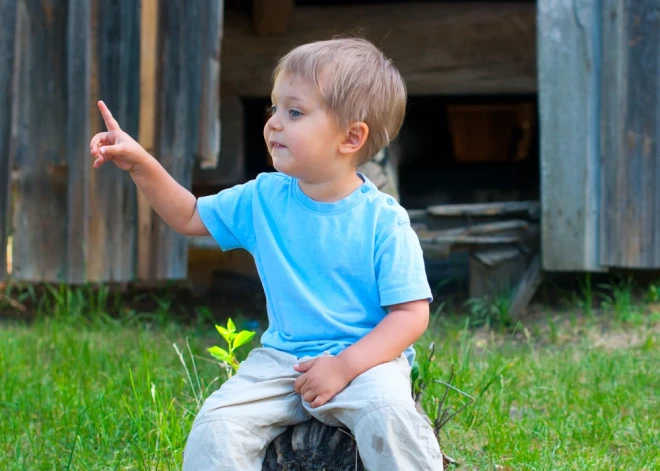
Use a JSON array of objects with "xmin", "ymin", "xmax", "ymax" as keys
[{"xmin": 0, "ymin": 0, "xmax": 658, "ymax": 313}]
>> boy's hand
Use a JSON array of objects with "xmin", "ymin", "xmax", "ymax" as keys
[
  {"xmin": 90, "ymin": 101, "xmax": 148, "ymax": 172},
  {"xmin": 293, "ymin": 356, "xmax": 354, "ymax": 408}
]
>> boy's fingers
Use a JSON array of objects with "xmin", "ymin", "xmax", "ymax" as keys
[
  {"xmin": 90, "ymin": 132, "xmax": 108, "ymax": 153},
  {"xmin": 97, "ymin": 100, "xmax": 121, "ymax": 131},
  {"xmin": 99, "ymin": 144, "xmax": 123, "ymax": 159}
]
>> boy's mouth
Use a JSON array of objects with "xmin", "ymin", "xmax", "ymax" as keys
[{"xmin": 270, "ymin": 141, "xmax": 286, "ymax": 149}]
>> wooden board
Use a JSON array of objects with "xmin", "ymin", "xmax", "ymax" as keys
[
  {"xmin": 86, "ymin": 0, "xmax": 140, "ymax": 282},
  {"xmin": 600, "ymin": 0, "xmax": 660, "ymax": 268},
  {"xmin": 194, "ymin": 93, "xmax": 244, "ymax": 187},
  {"xmin": 66, "ymin": 0, "xmax": 91, "ymax": 283},
  {"xmin": 0, "ymin": 0, "xmax": 16, "ymax": 281},
  {"xmin": 11, "ymin": 0, "xmax": 69, "ymax": 282},
  {"xmin": 197, "ymin": 0, "xmax": 223, "ymax": 169},
  {"xmin": 221, "ymin": 2, "xmax": 536, "ymax": 97},
  {"xmin": 538, "ymin": 0, "xmax": 602, "ymax": 271},
  {"xmin": 151, "ymin": 0, "xmax": 205, "ymax": 279},
  {"xmin": 137, "ymin": 0, "xmax": 159, "ymax": 281}
]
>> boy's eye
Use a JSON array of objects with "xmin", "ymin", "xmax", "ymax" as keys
[
  {"xmin": 289, "ymin": 109, "xmax": 302, "ymax": 118},
  {"xmin": 270, "ymin": 105, "xmax": 277, "ymax": 115}
]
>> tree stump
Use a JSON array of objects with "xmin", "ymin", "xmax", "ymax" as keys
[{"xmin": 262, "ymin": 418, "xmax": 365, "ymax": 471}]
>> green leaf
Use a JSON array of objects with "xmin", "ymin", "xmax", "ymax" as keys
[
  {"xmin": 227, "ymin": 318, "xmax": 236, "ymax": 333},
  {"xmin": 232, "ymin": 330, "xmax": 255, "ymax": 350},
  {"xmin": 215, "ymin": 324, "xmax": 231, "ymax": 344},
  {"xmin": 207, "ymin": 346, "xmax": 232, "ymax": 365}
]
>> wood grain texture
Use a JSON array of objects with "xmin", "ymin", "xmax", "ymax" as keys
[
  {"xmin": 538, "ymin": 0, "xmax": 602, "ymax": 271},
  {"xmin": 197, "ymin": 0, "xmax": 223, "ymax": 169},
  {"xmin": 0, "ymin": 0, "xmax": 16, "ymax": 281},
  {"xmin": 87, "ymin": 0, "xmax": 140, "ymax": 282},
  {"xmin": 66, "ymin": 0, "xmax": 91, "ymax": 283},
  {"xmin": 11, "ymin": 0, "xmax": 69, "ymax": 282},
  {"xmin": 151, "ymin": 0, "xmax": 204, "ymax": 279},
  {"xmin": 600, "ymin": 0, "xmax": 660, "ymax": 268},
  {"xmin": 221, "ymin": 2, "xmax": 536, "ymax": 97},
  {"xmin": 138, "ymin": 0, "xmax": 159, "ymax": 281}
]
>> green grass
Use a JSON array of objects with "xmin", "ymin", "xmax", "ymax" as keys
[{"xmin": 1, "ymin": 285, "xmax": 660, "ymax": 470}]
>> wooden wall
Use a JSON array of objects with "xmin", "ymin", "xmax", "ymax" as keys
[
  {"xmin": 1, "ymin": 0, "xmax": 222, "ymax": 283},
  {"xmin": 0, "ymin": 0, "xmax": 16, "ymax": 282},
  {"xmin": 539, "ymin": 0, "xmax": 660, "ymax": 271},
  {"xmin": 600, "ymin": 0, "xmax": 660, "ymax": 268}
]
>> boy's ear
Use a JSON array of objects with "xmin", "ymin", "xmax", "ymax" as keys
[{"xmin": 339, "ymin": 122, "xmax": 369, "ymax": 157}]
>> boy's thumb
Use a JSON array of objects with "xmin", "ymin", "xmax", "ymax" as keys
[
  {"xmin": 100, "ymin": 144, "xmax": 122, "ymax": 159},
  {"xmin": 294, "ymin": 358, "xmax": 317, "ymax": 372}
]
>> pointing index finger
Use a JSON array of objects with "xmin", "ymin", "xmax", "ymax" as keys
[{"xmin": 98, "ymin": 100, "xmax": 121, "ymax": 131}]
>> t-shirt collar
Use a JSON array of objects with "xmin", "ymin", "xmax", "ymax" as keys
[{"xmin": 293, "ymin": 172, "xmax": 376, "ymax": 214}]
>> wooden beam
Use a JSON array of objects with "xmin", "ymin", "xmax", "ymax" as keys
[
  {"xmin": 252, "ymin": 0, "xmax": 293, "ymax": 36},
  {"xmin": 427, "ymin": 201, "xmax": 539, "ymax": 218},
  {"xmin": 221, "ymin": 2, "xmax": 536, "ymax": 97},
  {"xmin": 138, "ymin": 0, "xmax": 159, "ymax": 280},
  {"xmin": 509, "ymin": 255, "xmax": 543, "ymax": 320},
  {"xmin": 0, "ymin": 0, "xmax": 16, "ymax": 282}
]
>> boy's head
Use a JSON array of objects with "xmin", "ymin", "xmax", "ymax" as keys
[{"xmin": 264, "ymin": 38, "xmax": 407, "ymax": 181}]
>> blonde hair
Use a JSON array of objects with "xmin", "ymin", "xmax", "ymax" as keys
[{"xmin": 272, "ymin": 37, "xmax": 407, "ymax": 163}]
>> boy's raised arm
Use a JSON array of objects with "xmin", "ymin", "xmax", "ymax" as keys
[{"xmin": 90, "ymin": 101, "xmax": 209, "ymax": 237}]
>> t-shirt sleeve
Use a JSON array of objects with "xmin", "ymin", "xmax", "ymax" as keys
[
  {"xmin": 375, "ymin": 222, "xmax": 433, "ymax": 307},
  {"xmin": 196, "ymin": 180, "xmax": 256, "ymax": 253}
]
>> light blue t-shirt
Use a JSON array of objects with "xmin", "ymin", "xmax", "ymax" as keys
[{"xmin": 197, "ymin": 172, "xmax": 432, "ymax": 364}]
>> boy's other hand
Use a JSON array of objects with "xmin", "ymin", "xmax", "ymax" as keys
[
  {"xmin": 293, "ymin": 356, "xmax": 354, "ymax": 408},
  {"xmin": 90, "ymin": 101, "xmax": 147, "ymax": 172}
]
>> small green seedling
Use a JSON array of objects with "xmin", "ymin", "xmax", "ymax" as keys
[{"xmin": 208, "ymin": 317, "xmax": 255, "ymax": 377}]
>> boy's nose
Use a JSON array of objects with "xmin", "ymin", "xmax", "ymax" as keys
[{"xmin": 267, "ymin": 114, "xmax": 283, "ymax": 131}]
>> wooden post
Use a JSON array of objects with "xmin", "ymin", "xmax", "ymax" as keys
[
  {"xmin": 138, "ymin": 0, "xmax": 159, "ymax": 280},
  {"xmin": 0, "ymin": 0, "xmax": 16, "ymax": 282}
]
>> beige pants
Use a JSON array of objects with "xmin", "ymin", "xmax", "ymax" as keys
[{"xmin": 182, "ymin": 347, "xmax": 443, "ymax": 470}]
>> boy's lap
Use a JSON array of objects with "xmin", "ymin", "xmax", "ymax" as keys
[{"xmin": 193, "ymin": 348, "xmax": 414, "ymax": 430}]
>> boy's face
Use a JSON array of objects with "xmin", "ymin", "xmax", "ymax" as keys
[{"xmin": 264, "ymin": 73, "xmax": 348, "ymax": 182}]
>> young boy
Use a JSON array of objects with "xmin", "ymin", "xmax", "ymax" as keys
[{"xmin": 90, "ymin": 37, "xmax": 443, "ymax": 470}]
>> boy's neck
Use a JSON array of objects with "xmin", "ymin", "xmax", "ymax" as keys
[{"xmin": 297, "ymin": 171, "xmax": 364, "ymax": 203}]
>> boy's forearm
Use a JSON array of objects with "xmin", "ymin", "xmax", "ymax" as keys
[
  {"xmin": 337, "ymin": 301, "xmax": 429, "ymax": 381},
  {"xmin": 130, "ymin": 151, "xmax": 199, "ymax": 234}
]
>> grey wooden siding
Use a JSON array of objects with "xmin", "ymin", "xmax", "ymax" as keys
[
  {"xmin": 540, "ymin": 0, "xmax": 660, "ymax": 271},
  {"xmin": 600, "ymin": 0, "xmax": 660, "ymax": 268},
  {"xmin": 2, "ymin": 0, "xmax": 223, "ymax": 283},
  {"xmin": 538, "ymin": 0, "xmax": 602, "ymax": 271},
  {"xmin": 0, "ymin": 0, "xmax": 16, "ymax": 282}
]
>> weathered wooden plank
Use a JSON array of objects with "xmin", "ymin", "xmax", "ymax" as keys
[
  {"xmin": 66, "ymin": 0, "xmax": 91, "ymax": 283},
  {"xmin": 11, "ymin": 0, "xmax": 69, "ymax": 282},
  {"xmin": 137, "ymin": 0, "xmax": 159, "ymax": 281},
  {"xmin": 601, "ymin": 0, "xmax": 660, "ymax": 268},
  {"xmin": 509, "ymin": 255, "xmax": 542, "ymax": 320},
  {"xmin": 427, "ymin": 201, "xmax": 539, "ymax": 218},
  {"xmin": 197, "ymin": 0, "xmax": 223, "ymax": 170},
  {"xmin": 469, "ymin": 249, "xmax": 526, "ymax": 298},
  {"xmin": 0, "ymin": 0, "xmax": 16, "ymax": 282},
  {"xmin": 152, "ymin": 0, "xmax": 204, "ymax": 279},
  {"xmin": 193, "ymin": 93, "xmax": 244, "ymax": 187},
  {"xmin": 221, "ymin": 2, "xmax": 536, "ymax": 97},
  {"xmin": 538, "ymin": 0, "xmax": 602, "ymax": 271},
  {"xmin": 87, "ymin": 0, "xmax": 140, "ymax": 282}
]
